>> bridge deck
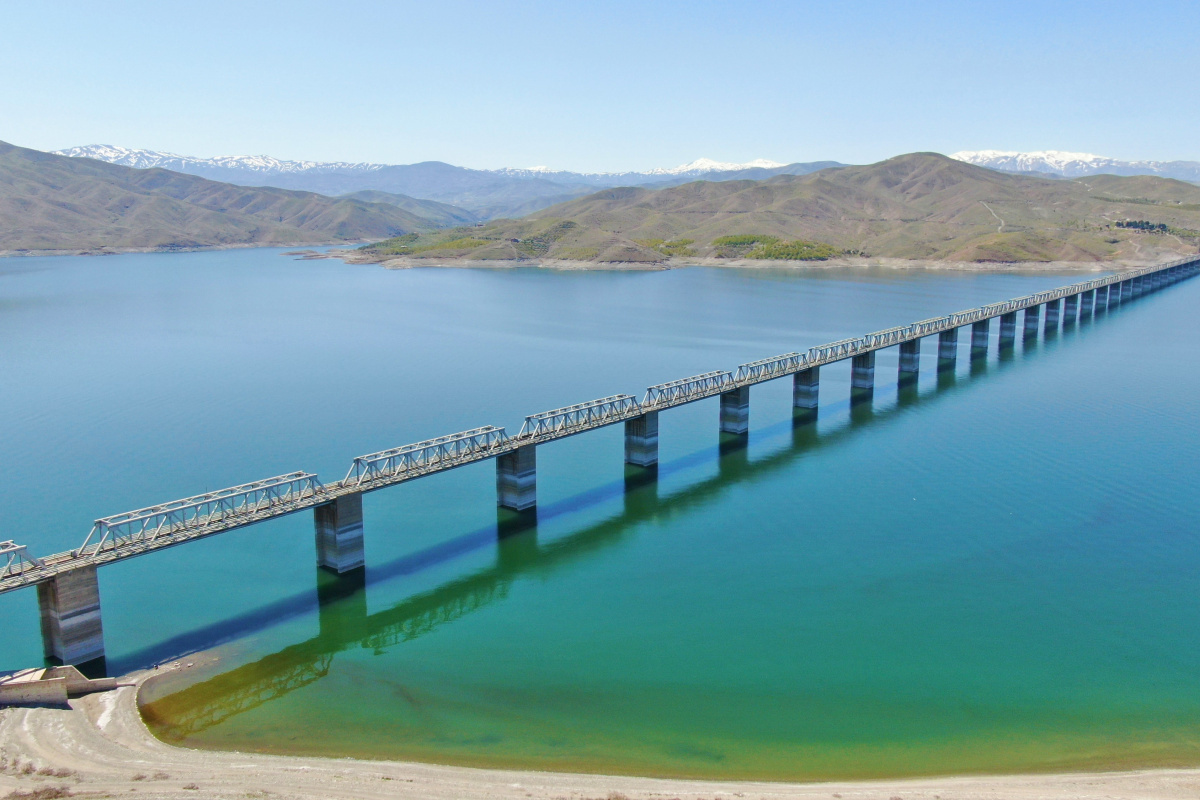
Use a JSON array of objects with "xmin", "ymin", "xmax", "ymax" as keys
[{"xmin": 1, "ymin": 257, "xmax": 1194, "ymax": 594}]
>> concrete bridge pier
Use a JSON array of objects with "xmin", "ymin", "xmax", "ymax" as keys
[
  {"xmin": 37, "ymin": 565, "xmax": 105, "ymax": 666},
  {"xmin": 624, "ymin": 411, "xmax": 659, "ymax": 467},
  {"xmin": 719, "ymin": 386, "xmax": 750, "ymax": 435},
  {"xmin": 1120, "ymin": 280, "xmax": 1131, "ymax": 301},
  {"xmin": 970, "ymin": 320, "xmax": 989, "ymax": 357},
  {"xmin": 1044, "ymin": 298, "xmax": 1061, "ymax": 330},
  {"xmin": 1023, "ymin": 305, "xmax": 1040, "ymax": 336},
  {"xmin": 497, "ymin": 445, "xmax": 537, "ymax": 510},
  {"xmin": 1095, "ymin": 285, "xmax": 1109, "ymax": 310},
  {"xmin": 792, "ymin": 367, "xmax": 819, "ymax": 412},
  {"xmin": 1063, "ymin": 293, "xmax": 1080, "ymax": 323},
  {"xmin": 1081, "ymin": 289, "xmax": 1096, "ymax": 314},
  {"xmin": 998, "ymin": 312, "xmax": 1017, "ymax": 348},
  {"xmin": 937, "ymin": 328, "xmax": 958, "ymax": 370},
  {"xmin": 898, "ymin": 339, "xmax": 920, "ymax": 383},
  {"xmin": 850, "ymin": 352, "xmax": 875, "ymax": 402},
  {"xmin": 314, "ymin": 493, "xmax": 364, "ymax": 573}
]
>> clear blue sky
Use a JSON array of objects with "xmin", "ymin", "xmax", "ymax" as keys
[{"xmin": 2, "ymin": 0, "xmax": 1196, "ymax": 171}]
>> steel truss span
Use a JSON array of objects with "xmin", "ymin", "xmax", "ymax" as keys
[
  {"xmin": 520, "ymin": 395, "xmax": 642, "ymax": 438},
  {"xmin": 345, "ymin": 426, "xmax": 510, "ymax": 488},
  {"xmin": 2, "ymin": 256, "xmax": 1197, "ymax": 594},
  {"xmin": 75, "ymin": 472, "xmax": 328, "ymax": 558}
]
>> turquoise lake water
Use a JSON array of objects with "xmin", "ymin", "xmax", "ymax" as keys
[{"xmin": 3, "ymin": 249, "xmax": 1199, "ymax": 779}]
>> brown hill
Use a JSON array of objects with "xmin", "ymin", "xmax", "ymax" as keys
[
  {"xmin": 357, "ymin": 153, "xmax": 1200, "ymax": 263},
  {"xmin": 0, "ymin": 141, "xmax": 434, "ymax": 252}
]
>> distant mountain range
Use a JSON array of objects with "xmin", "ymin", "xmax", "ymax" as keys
[
  {"xmin": 54, "ymin": 145, "xmax": 845, "ymax": 219},
  {"xmin": 0, "ymin": 141, "xmax": 434, "ymax": 253},
  {"xmin": 952, "ymin": 150, "xmax": 1200, "ymax": 182},
  {"xmin": 354, "ymin": 153, "xmax": 1200, "ymax": 265}
]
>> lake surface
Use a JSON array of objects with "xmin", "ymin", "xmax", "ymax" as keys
[{"xmin": 3, "ymin": 249, "xmax": 1199, "ymax": 781}]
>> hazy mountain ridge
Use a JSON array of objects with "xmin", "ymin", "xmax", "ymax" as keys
[
  {"xmin": 0, "ymin": 141, "xmax": 434, "ymax": 252},
  {"xmin": 953, "ymin": 149, "xmax": 1200, "ymax": 182},
  {"xmin": 56, "ymin": 145, "xmax": 846, "ymax": 218},
  {"xmin": 354, "ymin": 154, "xmax": 1200, "ymax": 264}
]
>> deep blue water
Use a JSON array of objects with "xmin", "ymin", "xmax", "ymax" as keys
[{"xmin": 3, "ymin": 249, "xmax": 1199, "ymax": 779}]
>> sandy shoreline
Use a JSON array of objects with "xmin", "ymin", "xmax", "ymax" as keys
[
  {"xmin": 2, "ymin": 671, "xmax": 1199, "ymax": 800},
  {"xmin": 334, "ymin": 252, "xmax": 1165, "ymax": 273}
]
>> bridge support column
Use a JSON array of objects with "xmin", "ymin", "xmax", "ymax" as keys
[
  {"xmin": 38, "ymin": 565, "xmax": 105, "ymax": 665},
  {"xmin": 998, "ymin": 312, "xmax": 1017, "ymax": 348},
  {"xmin": 1095, "ymin": 285, "xmax": 1109, "ymax": 310},
  {"xmin": 1044, "ymin": 298, "xmax": 1061, "ymax": 329},
  {"xmin": 1023, "ymin": 305, "xmax": 1040, "ymax": 336},
  {"xmin": 719, "ymin": 386, "xmax": 750, "ymax": 435},
  {"xmin": 851, "ymin": 352, "xmax": 875, "ymax": 402},
  {"xmin": 792, "ymin": 367, "xmax": 819, "ymax": 410},
  {"xmin": 1123, "ymin": 280, "xmax": 1133, "ymax": 300},
  {"xmin": 937, "ymin": 328, "xmax": 958, "ymax": 370},
  {"xmin": 314, "ymin": 492, "xmax": 364, "ymax": 573},
  {"xmin": 1081, "ymin": 289, "xmax": 1095, "ymax": 313},
  {"xmin": 1063, "ymin": 293, "xmax": 1079, "ymax": 322},
  {"xmin": 624, "ymin": 411, "xmax": 659, "ymax": 467},
  {"xmin": 970, "ymin": 320, "xmax": 989, "ymax": 356},
  {"xmin": 497, "ymin": 445, "xmax": 537, "ymax": 511},
  {"xmin": 898, "ymin": 339, "xmax": 920, "ymax": 383}
]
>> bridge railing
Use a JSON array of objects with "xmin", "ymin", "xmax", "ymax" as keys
[
  {"xmin": 643, "ymin": 370, "xmax": 734, "ymax": 407},
  {"xmin": 343, "ymin": 426, "xmax": 509, "ymax": 486},
  {"xmin": 519, "ymin": 395, "xmax": 641, "ymax": 437},
  {"xmin": 75, "ymin": 472, "xmax": 326, "ymax": 558}
]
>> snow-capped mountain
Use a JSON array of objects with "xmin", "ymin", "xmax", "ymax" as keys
[
  {"xmin": 53, "ymin": 145, "xmax": 840, "ymax": 218},
  {"xmin": 54, "ymin": 145, "xmax": 384, "ymax": 175},
  {"xmin": 952, "ymin": 149, "xmax": 1200, "ymax": 182},
  {"xmin": 60, "ymin": 146, "xmax": 788, "ymax": 182}
]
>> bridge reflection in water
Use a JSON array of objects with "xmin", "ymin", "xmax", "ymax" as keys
[{"xmin": 139, "ymin": 319, "xmax": 1074, "ymax": 742}]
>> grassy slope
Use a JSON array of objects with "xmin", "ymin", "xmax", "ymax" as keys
[
  {"xmin": 338, "ymin": 190, "xmax": 480, "ymax": 227},
  {"xmin": 359, "ymin": 154, "xmax": 1200, "ymax": 263},
  {"xmin": 0, "ymin": 142, "xmax": 434, "ymax": 251}
]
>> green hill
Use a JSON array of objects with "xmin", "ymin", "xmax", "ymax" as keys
[
  {"xmin": 356, "ymin": 153, "xmax": 1200, "ymax": 264},
  {"xmin": 0, "ymin": 141, "xmax": 438, "ymax": 253},
  {"xmin": 338, "ymin": 190, "xmax": 479, "ymax": 227}
]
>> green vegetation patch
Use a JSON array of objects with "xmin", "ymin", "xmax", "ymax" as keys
[
  {"xmin": 359, "ymin": 232, "xmax": 419, "ymax": 255},
  {"xmin": 712, "ymin": 234, "xmax": 780, "ymax": 247},
  {"xmin": 634, "ymin": 238, "xmax": 696, "ymax": 257},
  {"xmin": 420, "ymin": 237, "xmax": 490, "ymax": 251},
  {"xmin": 746, "ymin": 239, "xmax": 841, "ymax": 261},
  {"xmin": 510, "ymin": 220, "xmax": 579, "ymax": 258},
  {"xmin": 557, "ymin": 246, "xmax": 601, "ymax": 261},
  {"xmin": 711, "ymin": 234, "xmax": 782, "ymax": 258}
]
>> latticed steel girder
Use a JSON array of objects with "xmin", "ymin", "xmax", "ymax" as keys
[
  {"xmin": 519, "ymin": 394, "xmax": 641, "ymax": 437},
  {"xmin": 734, "ymin": 352, "xmax": 807, "ymax": 383},
  {"xmin": 0, "ymin": 540, "xmax": 42, "ymax": 580},
  {"xmin": 643, "ymin": 371, "xmax": 734, "ymax": 406},
  {"xmin": 344, "ymin": 425, "xmax": 510, "ymax": 486},
  {"xmin": 75, "ymin": 472, "xmax": 326, "ymax": 558}
]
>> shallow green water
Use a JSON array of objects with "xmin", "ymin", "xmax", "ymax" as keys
[{"xmin": 4, "ymin": 250, "xmax": 1199, "ymax": 779}]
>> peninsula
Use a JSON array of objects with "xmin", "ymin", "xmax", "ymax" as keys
[{"xmin": 347, "ymin": 153, "xmax": 1200, "ymax": 268}]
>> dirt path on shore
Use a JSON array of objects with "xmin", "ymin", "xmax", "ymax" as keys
[{"xmin": 2, "ymin": 675, "xmax": 1200, "ymax": 800}]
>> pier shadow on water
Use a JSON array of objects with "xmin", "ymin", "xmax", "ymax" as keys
[{"xmin": 134, "ymin": 297, "xmax": 1135, "ymax": 737}]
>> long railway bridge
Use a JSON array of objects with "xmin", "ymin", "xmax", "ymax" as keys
[{"xmin": 3, "ymin": 256, "xmax": 1197, "ymax": 667}]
